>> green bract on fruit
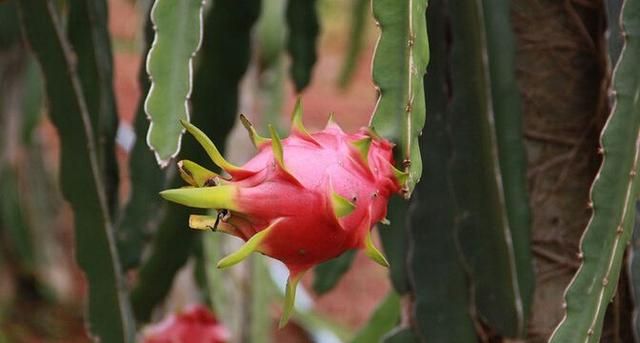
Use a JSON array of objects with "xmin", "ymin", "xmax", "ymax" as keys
[{"xmin": 160, "ymin": 100, "xmax": 406, "ymax": 326}]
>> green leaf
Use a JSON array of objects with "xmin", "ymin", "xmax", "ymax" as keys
[
  {"xmin": 285, "ymin": 0, "xmax": 319, "ymax": 92},
  {"xmin": 338, "ymin": 0, "xmax": 369, "ymax": 89},
  {"xmin": 405, "ymin": 1, "xmax": 477, "ymax": 340},
  {"xmin": 549, "ymin": 0, "xmax": 640, "ymax": 340},
  {"xmin": 67, "ymin": 0, "xmax": 120, "ymax": 216},
  {"xmin": 145, "ymin": 0, "xmax": 205, "ymax": 166},
  {"xmin": 351, "ymin": 292, "xmax": 400, "ymax": 343},
  {"xmin": 130, "ymin": 0, "xmax": 261, "ymax": 322},
  {"xmin": 17, "ymin": 1, "xmax": 135, "ymax": 341},
  {"xmin": 0, "ymin": 0, "xmax": 21, "ymax": 49},
  {"xmin": 369, "ymin": 0, "xmax": 429, "ymax": 194},
  {"xmin": 313, "ymin": 249, "xmax": 356, "ymax": 294}
]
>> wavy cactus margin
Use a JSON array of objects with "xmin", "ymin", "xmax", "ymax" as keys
[
  {"xmin": 370, "ymin": 0, "xmax": 429, "ymax": 195},
  {"xmin": 549, "ymin": 0, "xmax": 640, "ymax": 340},
  {"xmin": 145, "ymin": 0, "xmax": 205, "ymax": 167}
]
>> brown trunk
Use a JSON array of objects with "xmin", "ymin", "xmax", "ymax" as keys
[{"xmin": 512, "ymin": 0, "xmax": 633, "ymax": 341}]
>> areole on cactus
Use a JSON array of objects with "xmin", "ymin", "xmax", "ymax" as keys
[{"xmin": 160, "ymin": 99, "xmax": 407, "ymax": 326}]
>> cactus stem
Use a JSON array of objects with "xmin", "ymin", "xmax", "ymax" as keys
[{"xmin": 239, "ymin": 114, "xmax": 270, "ymax": 149}]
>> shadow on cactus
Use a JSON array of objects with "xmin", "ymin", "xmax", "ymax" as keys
[{"xmin": 160, "ymin": 99, "xmax": 406, "ymax": 326}]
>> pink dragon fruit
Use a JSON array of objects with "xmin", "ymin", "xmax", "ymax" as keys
[
  {"xmin": 142, "ymin": 304, "xmax": 230, "ymax": 343},
  {"xmin": 160, "ymin": 100, "xmax": 406, "ymax": 326}
]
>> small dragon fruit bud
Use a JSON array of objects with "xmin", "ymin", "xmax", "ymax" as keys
[
  {"xmin": 142, "ymin": 304, "xmax": 230, "ymax": 343},
  {"xmin": 161, "ymin": 99, "xmax": 406, "ymax": 326}
]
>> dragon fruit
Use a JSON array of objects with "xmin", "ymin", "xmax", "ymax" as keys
[
  {"xmin": 142, "ymin": 304, "xmax": 229, "ymax": 343},
  {"xmin": 160, "ymin": 100, "xmax": 406, "ymax": 326}
]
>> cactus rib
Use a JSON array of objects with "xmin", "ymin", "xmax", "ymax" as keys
[{"xmin": 549, "ymin": 0, "xmax": 640, "ymax": 340}]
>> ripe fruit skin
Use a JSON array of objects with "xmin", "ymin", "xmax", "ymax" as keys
[{"xmin": 161, "ymin": 100, "xmax": 405, "ymax": 326}]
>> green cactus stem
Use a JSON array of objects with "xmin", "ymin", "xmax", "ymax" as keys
[
  {"xmin": 145, "ymin": 0, "xmax": 205, "ymax": 167},
  {"xmin": 369, "ymin": 0, "xmax": 429, "ymax": 195},
  {"xmin": 285, "ymin": 0, "xmax": 319, "ymax": 92},
  {"xmin": 17, "ymin": 0, "xmax": 135, "ymax": 341},
  {"xmin": 549, "ymin": 0, "xmax": 640, "ymax": 340}
]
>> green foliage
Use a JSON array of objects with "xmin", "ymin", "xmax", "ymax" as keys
[
  {"xmin": 67, "ymin": 0, "xmax": 120, "ymax": 215},
  {"xmin": 370, "ymin": 0, "xmax": 429, "ymax": 194},
  {"xmin": 145, "ymin": 0, "xmax": 204, "ymax": 166},
  {"xmin": 447, "ymin": 0, "xmax": 532, "ymax": 337},
  {"xmin": 256, "ymin": 0, "xmax": 287, "ymax": 131},
  {"xmin": 482, "ymin": 0, "xmax": 534, "ymax": 326},
  {"xmin": 117, "ymin": 11, "xmax": 165, "ymax": 270},
  {"xmin": 351, "ymin": 292, "xmax": 400, "ymax": 343},
  {"xmin": 379, "ymin": 197, "xmax": 410, "ymax": 294},
  {"xmin": 0, "ymin": 1, "xmax": 20, "ymax": 49},
  {"xmin": 312, "ymin": 249, "xmax": 356, "ymax": 295},
  {"xmin": 0, "ymin": 168, "xmax": 35, "ymax": 272},
  {"xmin": 338, "ymin": 0, "xmax": 369, "ymax": 89},
  {"xmin": 406, "ymin": 1, "xmax": 477, "ymax": 341},
  {"xmin": 17, "ymin": 0, "xmax": 135, "ymax": 341},
  {"xmin": 116, "ymin": 11, "xmax": 165, "ymax": 270},
  {"xmin": 286, "ymin": 0, "xmax": 319, "ymax": 92},
  {"xmin": 549, "ymin": 0, "xmax": 640, "ymax": 339}
]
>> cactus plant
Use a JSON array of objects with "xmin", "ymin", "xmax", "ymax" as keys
[
  {"xmin": 285, "ymin": 0, "xmax": 319, "ymax": 92},
  {"xmin": 549, "ymin": 0, "xmax": 640, "ymax": 340},
  {"xmin": 145, "ymin": 0, "xmax": 205, "ymax": 167},
  {"xmin": 17, "ymin": 0, "xmax": 135, "ymax": 341}
]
